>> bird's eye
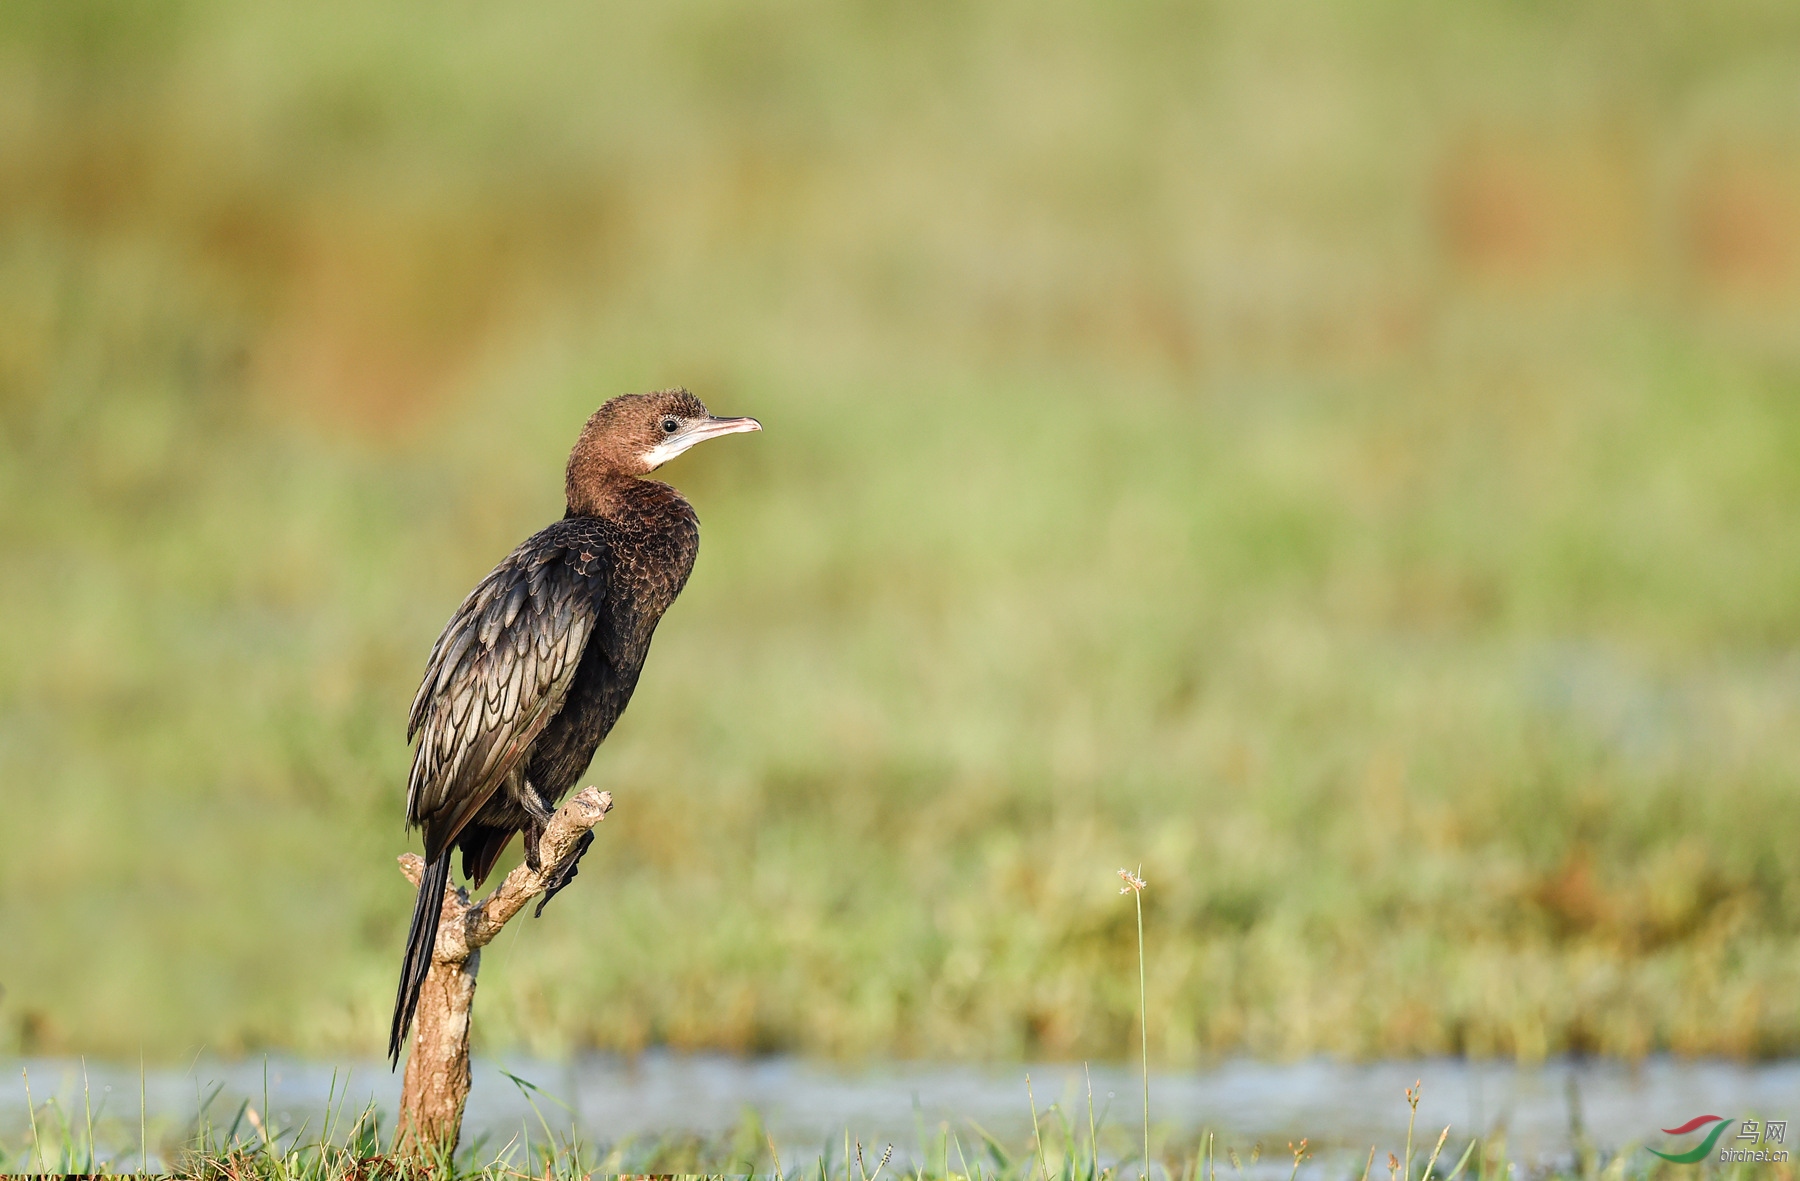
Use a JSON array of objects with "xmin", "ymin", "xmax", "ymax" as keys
[{"xmin": 661, "ymin": 417, "xmax": 680, "ymax": 434}]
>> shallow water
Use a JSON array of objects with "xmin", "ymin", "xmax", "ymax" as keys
[{"xmin": 4, "ymin": 1052, "xmax": 1796, "ymax": 1171}]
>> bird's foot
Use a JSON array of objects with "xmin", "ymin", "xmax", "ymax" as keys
[{"xmin": 534, "ymin": 829, "xmax": 595, "ymax": 918}]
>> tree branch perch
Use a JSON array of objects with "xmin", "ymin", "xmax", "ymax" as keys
[{"xmin": 393, "ymin": 787, "xmax": 613, "ymax": 1157}]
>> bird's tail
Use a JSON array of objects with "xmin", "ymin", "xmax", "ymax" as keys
[{"xmin": 389, "ymin": 852, "xmax": 453, "ymax": 1068}]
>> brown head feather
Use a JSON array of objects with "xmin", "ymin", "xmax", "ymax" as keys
[{"xmin": 565, "ymin": 389, "xmax": 710, "ymax": 514}]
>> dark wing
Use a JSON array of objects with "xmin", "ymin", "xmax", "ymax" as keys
[{"xmin": 405, "ymin": 529, "xmax": 606, "ymax": 860}]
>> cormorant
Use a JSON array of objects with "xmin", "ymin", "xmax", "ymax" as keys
[{"xmin": 389, "ymin": 389, "xmax": 760, "ymax": 1064}]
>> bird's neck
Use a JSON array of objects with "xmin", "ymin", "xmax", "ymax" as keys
[
  {"xmin": 565, "ymin": 467, "xmax": 635, "ymax": 518},
  {"xmin": 565, "ymin": 472, "xmax": 686, "ymax": 521}
]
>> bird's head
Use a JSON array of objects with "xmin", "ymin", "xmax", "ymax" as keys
[{"xmin": 566, "ymin": 388, "xmax": 761, "ymax": 510}]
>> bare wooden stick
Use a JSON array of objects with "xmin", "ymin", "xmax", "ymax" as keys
[{"xmin": 393, "ymin": 787, "xmax": 613, "ymax": 1157}]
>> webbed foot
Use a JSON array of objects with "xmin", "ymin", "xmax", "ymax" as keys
[
  {"xmin": 534, "ymin": 829, "xmax": 595, "ymax": 918},
  {"xmin": 519, "ymin": 787, "xmax": 557, "ymax": 874}
]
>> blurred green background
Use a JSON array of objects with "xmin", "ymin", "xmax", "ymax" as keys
[{"xmin": 2, "ymin": 0, "xmax": 1800, "ymax": 1065}]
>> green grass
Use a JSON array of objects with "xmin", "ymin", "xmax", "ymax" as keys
[
  {"xmin": 0, "ymin": 1066, "xmax": 1784, "ymax": 1179},
  {"xmin": 3, "ymin": 0, "xmax": 1800, "ymax": 1064},
  {"xmin": 0, "ymin": 1062, "xmax": 1760, "ymax": 1181}
]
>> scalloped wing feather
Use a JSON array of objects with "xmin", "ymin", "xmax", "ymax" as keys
[{"xmin": 404, "ymin": 534, "xmax": 604, "ymax": 857}]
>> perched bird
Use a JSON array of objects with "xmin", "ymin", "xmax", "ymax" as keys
[{"xmin": 389, "ymin": 389, "xmax": 760, "ymax": 1064}]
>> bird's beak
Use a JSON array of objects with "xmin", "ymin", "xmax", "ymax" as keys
[
  {"xmin": 641, "ymin": 414, "xmax": 762, "ymax": 471},
  {"xmin": 689, "ymin": 415, "xmax": 762, "ymax": 441}
]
